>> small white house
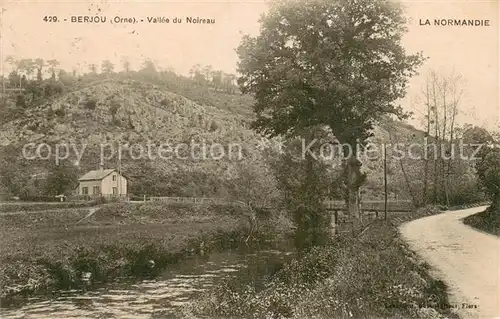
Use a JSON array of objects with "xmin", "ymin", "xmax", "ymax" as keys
[{"xmin": 77, "ymin": 167, "xmax": 127, "ymax": 196}]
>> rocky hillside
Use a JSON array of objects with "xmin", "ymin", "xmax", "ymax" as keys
[
  {"xmin": 0, "ymin": 78, "xmax": 269, "ymax": 197},
  {"xmin": 0, "ymin": 79, "xmax": 254, "ymax": 146},
  {"xmin": 0, "ymin": 76, "xmax": 427, "ymax": 199}
]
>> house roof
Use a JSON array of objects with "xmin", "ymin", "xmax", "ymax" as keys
[{"xmin": 79, "ymin": 169, "xmax": 118, "ymax": 181}]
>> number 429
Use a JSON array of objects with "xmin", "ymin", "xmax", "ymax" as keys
[{"xmin": 43, "ymin": 16, "xmax": 58, "ymax": 22}]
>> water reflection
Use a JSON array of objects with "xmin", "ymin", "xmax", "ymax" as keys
[{"xmin": 1, "ymin": 249, "xmax": 293, "ymax": 318}]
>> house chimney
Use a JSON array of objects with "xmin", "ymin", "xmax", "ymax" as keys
[{"xmin": 99, "ymin": 164, "xmax": 104, "ymax": 171}]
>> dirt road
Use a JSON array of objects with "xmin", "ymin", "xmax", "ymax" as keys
[{"xmin": 400, "ymin": 206, "xmax": 500, "ymax": 319}]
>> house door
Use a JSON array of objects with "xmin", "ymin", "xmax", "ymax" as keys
[{"xmin": 113, "ymin": 187, "xmax": 117, "ymax": 195}]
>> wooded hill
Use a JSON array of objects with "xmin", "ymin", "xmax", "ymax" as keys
[{"xmin": 0, "ymin": 65, "xmax": 485, "ymax": 205}]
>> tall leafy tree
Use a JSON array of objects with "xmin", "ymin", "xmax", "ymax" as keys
[{"xmin": 237, "ymin": 0, "xmax": 424, "ymax": 230}]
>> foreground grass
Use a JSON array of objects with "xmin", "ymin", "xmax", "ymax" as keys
[
  {"xmin": 463, "ymin": 204, "xmax": 500, "ymax": 236},
  {"xmin": 0, "ymin": 202, "xmax": 292, "ymax": 304},
  {"xmin": 181, "ymin": 206, "xmax": 458, "ymax": 319}
]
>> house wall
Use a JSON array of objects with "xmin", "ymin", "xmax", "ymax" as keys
[
  {"xmin": 101, "ymin": 172, "xmax": 127, "ymax": 195},
  {"xmin": 78, "ymin": 180, "xmax": 102, "ymax": 195}
]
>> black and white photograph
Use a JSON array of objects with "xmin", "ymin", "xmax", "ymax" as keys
[{"xmin": 0, "ymin": 0, "xmax": 498, "ymax": 318}]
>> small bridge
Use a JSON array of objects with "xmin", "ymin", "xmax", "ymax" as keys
[{"xmin": 325, "ymin": 200, "xmax": 414, "ymax": 234}]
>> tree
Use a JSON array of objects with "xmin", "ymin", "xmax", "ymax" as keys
[
  {"xmin": 202, "ymin": 65, "xmax": 213, "ymax": 83},
  {"xmin": 88, "ymin": 63, "xmax": 97, "ymax": 74},
  {"xmin": 121, "ymin": 57, "xmax": 131, "ymax": 72},
  {"xmin": 189, "ymin": 64, "xmax": 201, "ymax": 79},
  {"xmin": 15, "ymin": 59, "xmax": 27, "ymax": 88},
  {"xmin": 35, "ymin": 58, "xmax": 45, "ymax": 81},
  {"xmin": 45, "ymin": 162, "xmax": 78, "ymax": 196},
  {"xmin": 5, "ymin": 56, "xmax": 17, "ymax": 70},
  {"xmin": 0, "ymin": 145, "xmax": 31, "ymax": 196},
  {"xmin": 222, "ymin": 73, "xmax": 237, "ymax": 93},
  {"xmin": 211, "ymin": 70, "xmax": 223, "ymax": 91},
  {"xmin": 416, "ymin": 70, "xmax": 465, "ymax": 205},
  {"xmin": 141, "ymin": 59, "xmax": 157, "ymax": 73},
  {"xmin": 22, "ymin": 59, "xmax": 35, "ymax": 80},
  {"xmin": 476, "ymin": 144, "xmax": 500, "ymax": 208},
  {"xmin": 101, "ymin": 60, "xmax": 115, "ymax": 74},
  {"xmin": 58, "ymin": 69, "xmax": 76, "ymax": 86},
  {"xmin": 270, "ymin": 129, "xmax": 338, "ymax": 249},
  {"xmin": 237, "ymin": 0, "xmax": 424, "ymax": 232},
  {"xmin": 7, "ymin": 70, "xmax": 21, "ymax": 88},
  {"xmin": 46, "ymin": 59, "xmax": 60, "ymax": 80}
]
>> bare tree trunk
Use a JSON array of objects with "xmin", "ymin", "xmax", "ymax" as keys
[
  {"xmin": 387, "ymin": 127, "xmax": 419, "ymax": 206},
  {"xmin": 442, "ymin": 79, "xmax": 450, "ymax": 206},
  {"xmin": 432, "ymin": 74, "xmax": 440, "ymax": 204},
  {"xmin": 344, "ymin": 153, "xmax": 363, "ymax": 234},
  {"xmin": 398, "ymin": 156, "xmax": 418, "ymax": 206},
  {"xmin": 423, "ymin": 81, "xmax": 431, "ymax": 205},
  {"xmin": 445, "ymin": 77, "xmax": 462, "ymax": 206}
]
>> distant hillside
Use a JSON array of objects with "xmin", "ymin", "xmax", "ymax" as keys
[
  {"xmin": 0, "ymin": 77, "xmax": 266, "ymax": 197},
  {"xmin": 0, "ymin": 73, "xmax": 427, "ymax": 200}
]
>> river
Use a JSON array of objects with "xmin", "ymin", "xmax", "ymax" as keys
[{"xmin": 0, "ymin": 249, "xmax": 294, "ymax": 318}]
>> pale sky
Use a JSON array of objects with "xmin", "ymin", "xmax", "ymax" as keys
[{"xmin": 1, "ymin": 0, "xmax": 498, "ymax": 131}]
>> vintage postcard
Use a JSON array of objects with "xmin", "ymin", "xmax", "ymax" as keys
[{"xmin": 0, "ymin": 0, "xmax": 498, "ymax": 318}]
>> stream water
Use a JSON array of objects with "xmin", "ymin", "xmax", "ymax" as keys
[{"xmin": 0, "ymin": 249, "xmax": 293, "ymax": 318}]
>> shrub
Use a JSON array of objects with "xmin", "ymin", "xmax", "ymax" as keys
[
  {"xmin": 83, "ymin": 98, "xmax": 98, "ymax": 110},
  {"xmin": 160, "ymin": 98, "xmax": 169, "ymax": 107},
  {"xmin": 54, "ymin": 108, "xmax": 65, "ymax": 117},
  {"xmin": 209, "ymin": 120, "xmax": 218, "ymax": 132},
  {"xmin": 109, "ymin": 103, "xmax": 119, "ymax": 116},
  {"xmin": 16, "ymin": 94, "xmax": 26, "ymax": 108}
]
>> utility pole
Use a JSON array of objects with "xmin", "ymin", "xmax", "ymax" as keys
[{"xmin": 384, "ymin": 143, "xmax": 388, "ymax": 220}]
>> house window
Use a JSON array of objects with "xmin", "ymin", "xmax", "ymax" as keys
[
  {"xmin": 112, "ymin": 187, "xmax": 117, "ymax": 195},
  {"xmin": 93, "ymin": 186, "xmax": 100, "ymax": 195},
  {"xmin": 112, "ymin": 175, "xmax": 116, "ymax": 181},
  {"xmin": 82, "ymin": 187, "xmax": 88, "ymax": 195}
]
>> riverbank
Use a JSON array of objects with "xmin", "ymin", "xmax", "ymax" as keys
[
  {"xmin": 0, "ymin": 202, "xmax": 292, "ymax": 305},
  {"xmin": 182, "ymin": 206, "xmax": 460, "ymax": 318}
]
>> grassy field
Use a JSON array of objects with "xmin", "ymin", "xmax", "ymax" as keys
[
  {"xmin": 0, "ymin": 202, "xmax": 292, "ymax": 304},
  {"xmin": 181, "ymin": 205, "xmax": 459, "ymax": 319}
]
